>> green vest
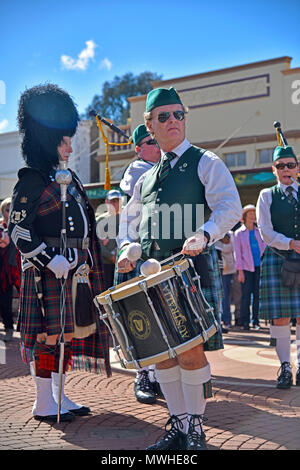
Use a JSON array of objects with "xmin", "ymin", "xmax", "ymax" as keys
[
  {"xmin": 270, "ymin": 185, "xmax": 300, "ymax": 240},
  {"xmin": 139, "ymin": 145, "xmax": 208, "ymax": 258}
]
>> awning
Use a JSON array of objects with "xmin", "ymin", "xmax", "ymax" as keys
[
  {"xmin": 85, "ymin": 185, "xmax": 123, "ymax": 199},
  {"xmin": 233, "ymin": 171, "xmax": 276, "ymax": 186}
]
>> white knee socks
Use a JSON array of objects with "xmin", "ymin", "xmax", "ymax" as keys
[
  {"xmin": 270, "ymin": 324, "xmax": 291, "ymax": 368},
  {"xmin": 155, "ymin": 365, "xmax": 187, "ymax": 428},
  {"xmin": 156, "ymin": 363, "xmax": 211, "ymax": 434},
  {"xmin": 181, "ymin": 364, "xmax": 211, "ymax": 433}
]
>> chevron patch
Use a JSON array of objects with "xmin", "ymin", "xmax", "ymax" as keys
[{"xmin": 11, "ymin": 225, "xmax": 32, "ymax": 245}]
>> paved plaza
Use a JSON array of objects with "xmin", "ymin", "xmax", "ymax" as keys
[{"xmin": 1, "ymin": 324, "xmax": 300, "ymax": 451}]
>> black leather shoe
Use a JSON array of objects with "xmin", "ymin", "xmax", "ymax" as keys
[
  {"xmin": 276, "ymin": 362, "xmax": 293, "ymax": 389},
  {"xmin": 34, "ymin": 411, "xmax": 75, "ymax": 422},
  {"xmin": 146, "ymin": 415, "xmax": 187, "ymax": 451},
  {"xmin": 186, "ymin": 414, "xmax": 208, "ymax": 450},
  {"xmin": 152, "ymin": 380, "xmax": 164, "ymax": 399},
  {"xmin": 134, "ymin": 371, "xmax": 156, "ymax": 404},
  {"xmin": 70, "ymin": 406, "xmax": 91, "ymax": 416},
  {"xmin": 295, "ymin": 368, "xmax": 300, "ymax": 386}
]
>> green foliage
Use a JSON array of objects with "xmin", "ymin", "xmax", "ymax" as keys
[{"xmin": 84, "ymin": 71, "xmax": 163, "ymax": 124}]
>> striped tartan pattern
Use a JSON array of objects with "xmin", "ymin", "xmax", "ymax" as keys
[
  {"xmin": 158, "ymin": 152, "xmax": 177, "ymax": 183},
  {"xmin": 259, "ymin": 246, "xmax": 300, "ymax": 320},
  {"xmin": 201, "ymin": 246, "xmax": 224, "ymax": 351},
  {"xmin": 18, "ymin": 236, "xmax": 111, "ymax": 376},
  {"xmin": 37, "ymin": 180, "xmax": 62, "ymax": 216},
  {"xmin": 286, "ymin": 186, "xmax": 298, "ymax": 206}
]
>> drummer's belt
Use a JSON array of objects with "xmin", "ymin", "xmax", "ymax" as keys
[{"xmin": 43, "ymin": 237, "xmax": 90, "ymax": 250}]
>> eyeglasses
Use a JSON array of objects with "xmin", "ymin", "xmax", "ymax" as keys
[
  {"xmin": 157, "ymin": 110, "xmax": 185, "ymax": 123},
  {"xmin": 274, "ymin": 162, "xmax": 298, "ymax": 170},
  {"xmin": 141, "ymin": 139, "xmax": 157, "ymax": 146}
]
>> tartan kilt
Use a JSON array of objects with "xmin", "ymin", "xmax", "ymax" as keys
[
  {"xmin": 201, "ymin": 246, "xmax": 224, "ymax": 351},
  {"xmin": 18, "ymin": 245, "xmax": 111, "ymax": 376},
  {"xmin": 259, "ymin": 246, "xmax": 300, "ymax": 320},
  {"xmin": 113, "ymin": 246, "xmax": 223, "ymax": 352}
]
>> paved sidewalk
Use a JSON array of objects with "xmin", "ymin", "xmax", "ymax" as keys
[{"xmin": 0, "ymin": 324, "xmax": 300, "ymax": 451}]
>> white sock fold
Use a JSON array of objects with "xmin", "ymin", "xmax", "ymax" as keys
[
  {"xmin": 180, "ymin": 364, "xmax": 211, "ymax": 434},
  {"xmin": 155, "ymin": 366, "xmax": 187, "ymax": 429}
]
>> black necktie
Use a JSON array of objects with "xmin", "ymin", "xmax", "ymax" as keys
[
  {"xmin": 286, "ymin": 186, "xmax": 298, "ymax": 207},
  {"xmin": 158, "ymin": 152, "xmax": 177, "ymax": 183}
]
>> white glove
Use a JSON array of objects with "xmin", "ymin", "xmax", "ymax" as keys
[{"xmin": 47, "ymin": 255, "xmax": 70, "ymax": 279}]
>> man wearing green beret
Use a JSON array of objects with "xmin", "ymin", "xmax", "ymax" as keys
[
  {"xmin": 117, "ymin": 87, "xmax": 242, "ymax": 450},
  {"xmin": 257, "ymin": 142, "xmax": 300, "ymax": 390},
  {"xmin": 119, "ymin": 125, "xmax": 162, "ymax": 405}
]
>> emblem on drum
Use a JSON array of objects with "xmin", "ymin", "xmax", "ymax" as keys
[{"xmin": 128, "ymin": 310, "xmax": 151, "ymax": 340}]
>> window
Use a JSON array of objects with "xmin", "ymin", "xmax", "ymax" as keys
[
  {"xmin": 224, "ymin": 151, "xmax": 246, "ymax": 168},
  {"xmin": 257, "ymin": 148, "xmax": 273, "ymax": 164}
]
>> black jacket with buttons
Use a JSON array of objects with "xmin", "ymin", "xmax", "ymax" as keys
[{"xmin": 8, "ymin": 167, "xmax": 93, "ymax": 271}]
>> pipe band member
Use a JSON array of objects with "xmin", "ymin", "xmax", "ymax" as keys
[
  {"xmin": 8, "ymin": 84, "xmax": 111, "ymax": 422},
  {"xmin": 257, "ymin": 142, "xmax": 300, "ymax": 389},
  {"xmin": 117, "ymin": 87, "xmax": 242, "ymax": 450}
]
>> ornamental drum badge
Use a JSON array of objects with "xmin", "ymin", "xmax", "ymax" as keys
[{"xmin": 128, "ymin": 310, "xmax": 151, "ymax": 340}]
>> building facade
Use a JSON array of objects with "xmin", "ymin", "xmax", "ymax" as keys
[{"xmin": 92, "ymin": 56, "xmax": 300, "ymax": 206}]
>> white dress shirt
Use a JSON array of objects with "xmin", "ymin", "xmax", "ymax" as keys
[
  {"xmin": 119, "ymin": 159, "xmax": 155, "ymax": 197},
  {"xmin": 257, "ymin": 181, "xmax": 298, "ymax": 251},
  {"xmin": 117, "ymin": 138, "xmax": 242, "ymax": 249}
]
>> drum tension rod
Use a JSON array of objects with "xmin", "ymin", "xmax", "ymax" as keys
[
  {"xmin": 173, "ymin": 265, "xmax": 209, "ymax": 343},
  {"xmin": 187, "ymin": 258, "xmax": 218, "ymax": 330},
  {"xmin": 139, "ymin": 280, "xmax": 177, "ymax": 360},
  {"xmin": 105, "ymin": 294, "xmax": 141, "ymax": 370}
]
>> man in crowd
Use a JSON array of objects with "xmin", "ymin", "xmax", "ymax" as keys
[
  {"xmin": 97, "ymin": 189, "xmax": 123, "ymax": 291},
  {"xmin": 118, "ymin": 124, "xmax": 162, "ymax": 405},
  {"xmin": 117, "ymin": 87, "xmax": 242, "ymax": 450},
  {"xmin": 8, "ymin": 84, "xmax": 110, "ymax": 422}
]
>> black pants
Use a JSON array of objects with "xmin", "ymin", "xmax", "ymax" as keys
[
  {"xmin": 103, "ymin": 264, "xmax": 116, "ymax": 291},
  {"xmin": 0, "ymin": 285, "xmax": 14, "ymax": 330},
  {"xmin": 241, "ymin": 267, "xmax": 260, "ymax": 328}
]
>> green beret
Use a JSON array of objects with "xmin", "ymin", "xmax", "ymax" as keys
[
  {"xmin": 146, "ymin": 87, "xmax": 183, "ymax": 112},
  {"xmin": 132, "ymin": 124, "xmax": 149, "ymax": 146},
  {"xmin": 273, "ymin": 145, "xmax": 297, "ymax": 161}
]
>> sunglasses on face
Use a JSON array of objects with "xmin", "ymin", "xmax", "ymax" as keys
[
  {"xmin": 274, "ymin": 162, "xmax": 298, "ymax": 170},
  {"xmin": 141, "ymin": 139, "xmax": 157, "ymax": 146},
  {"xmin": 157, "ymin": 110, "xmax": 185, "ymax": 123}
]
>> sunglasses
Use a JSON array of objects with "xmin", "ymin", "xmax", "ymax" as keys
[
  {"xmin": 274, "ymin": 162, "xmax": 298, "ymax": 170},
  {"xmin": 141, "ymin": 139, "xmax": 157, "ymax": 146},
  {"xmin": 157, "ymin": 110, "xmax": 185, "ymax": 123}
]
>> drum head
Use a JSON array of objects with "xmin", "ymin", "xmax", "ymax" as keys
[{"xmin": 97, "ymin": 258, "xmax": 190, "ymax": 304}]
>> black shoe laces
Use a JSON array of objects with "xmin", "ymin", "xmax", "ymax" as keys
[
  {"xmin": 162, "ymin": 414, "xmax": 186, "ymax": 442},
  {"xmin": 277, "ymin": 362, "xmax": 292, "ymax": 381},
  {"xmin": 187, "ymin": 414, "xmax": 207, "ymax": 444},
  {"xmin": 138, "ymin": 371, "xmax": 152, "ymax": 392}
]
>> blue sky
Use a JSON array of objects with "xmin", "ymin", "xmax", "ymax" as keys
[{"xmin": 1, "ymin": 0, "xmax": 300, "ymax": 133}]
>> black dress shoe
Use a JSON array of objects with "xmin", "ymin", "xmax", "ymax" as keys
[
  {"xmin": 152, "ymin": 380, "xmax": 164, "ymax": 399},
  {"xmin": 70, "ymin": 406, "xmax": 91, "ymax": 416},
  {"xmin": 134, "ymin": 370, "xmax": 156, "ymax": 404},
  {"xmin": 146, "ymin": 415, "xmax": 187, "ymax": 451},
  {"xmin": 276, "ymin": 362, "xmax": 293, "ymax": 389},
  {"xmin": 186, "ymin": 414, "xmax": 208, "ymax": 450},
  {"xmin": 34, "ymin": 411, "xmax": 75, "ymax": 422}
]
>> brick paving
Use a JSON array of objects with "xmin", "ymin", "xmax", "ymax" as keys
[{"xmin": 1, "ymin": 324, "xmax": 300, "ymax": 451}]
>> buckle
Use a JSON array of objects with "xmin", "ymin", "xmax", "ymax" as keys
[{"xmin": 82, "ymin": 237, "xmax": 89, "ymax": 249}]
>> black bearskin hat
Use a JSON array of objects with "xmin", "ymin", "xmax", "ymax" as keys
[{"xmin": 18, "ymin": 83, "xmax": 80, "ymax": 172}]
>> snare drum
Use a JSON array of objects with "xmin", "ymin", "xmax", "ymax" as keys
[{"xmin": 95, "ymin": 258, "xmax": 218, "ymax": 369}]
